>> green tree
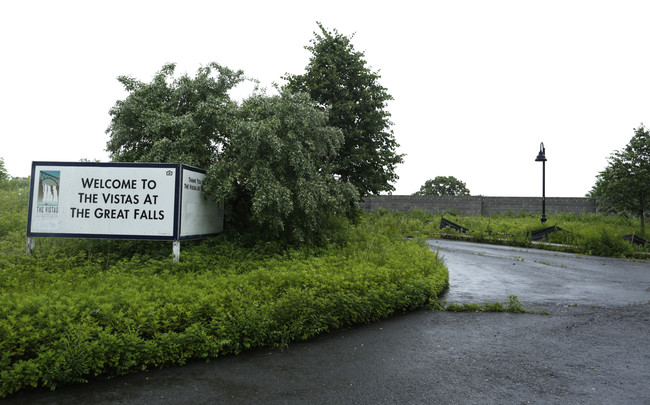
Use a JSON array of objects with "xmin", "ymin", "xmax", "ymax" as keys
[
  {"xmin": 106, "ymin": 63, "xmax": 357, "ymax": 244},
  {"xmin": 413, "ymin": 176, "xmax": 471, "ymax": 196},
  {"xmin": 0, "ymin": 157, "xmax": 9, "ymax": 182},
  {"xmin": 106, "ymin": 63, "xmax": 244, "ymax": 168},
  {"xmin": 203, "ymin": 89, "xmax": 358, "ymax": 244},
  {"xmin": 589, "ymin": 124, "xmax": 650, "ymax": 234},
  {"xmin": 284, "ymin": 23, "xmax": 404, "ymax": 196}
]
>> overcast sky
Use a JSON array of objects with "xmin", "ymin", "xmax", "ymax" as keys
[{"xmin": 1, "ymin": 0, "xmax": 648, "ymax": 197}]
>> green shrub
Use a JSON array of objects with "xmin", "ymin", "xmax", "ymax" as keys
[
  {"xmin": 577, "ymin": 227, "xmax": 634, "ymax": 257},
  {"xmin": 0, "ymin": 179, "xmax": 29, "ymax": 238},
  {"xmin": 0, "ymin": 201, "xmax": 448, "ymax": 397}
]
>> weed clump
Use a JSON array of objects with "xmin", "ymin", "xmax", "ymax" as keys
[{"xmin": 442, "ymin": 295, "xmax": 527, "ymax": 313}]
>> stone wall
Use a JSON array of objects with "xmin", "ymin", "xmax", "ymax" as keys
[{"xmin": 359, "ymin": 195, "xmax": 597, "ymax": 216}]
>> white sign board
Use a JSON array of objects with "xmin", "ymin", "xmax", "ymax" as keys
[
  {"xmin": 27, "ymin": 162, "xmax": 223, "ymax": 240},
  {"xmin": 179, "ymin": 166, "xmax": 224, "ymax": 238}
]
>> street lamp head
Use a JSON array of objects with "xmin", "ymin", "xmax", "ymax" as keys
[{"xmin": 535, "ymin": 142, "xmax": 547, "ymax": 162}]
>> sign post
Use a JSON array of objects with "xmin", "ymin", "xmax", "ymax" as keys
[{"xmin": 26, "ymin": 162, "xmax": 223, "ymax": 260}]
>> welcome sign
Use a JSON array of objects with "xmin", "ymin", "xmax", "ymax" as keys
[{"xmin": 27, "ymin": 162, "xmax": 223, "ymax": 241}]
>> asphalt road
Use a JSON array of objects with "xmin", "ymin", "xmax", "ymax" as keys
[
  {"xmin": 428, "ymin": 239, "xmax": 650, "ymax": 306},
  {"xmin": 5, "ymin": 240, "xmax": 650, "ymax": 404}
]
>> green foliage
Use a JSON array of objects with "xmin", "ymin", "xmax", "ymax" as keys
[
  {"xmin": 444, "ymin": 295, "xmax": 526, "ymax": 313},
  {"xmin": 284, "ymin": 23, "xmax": 404, "ymax": 196},
  {"xmin": 106, "ymin": 28, "xmax": 408, "ymax": 243},
  {"xmin": 203, "ymin": 89, "xmax": 358, "ymax": 244},
  {"xmin": 413, "ymin": 176, "xmax": 471, "ymax": 196},
  {"xmin": 589, "ymin": 124, "xmax": 650, "ymax": 233},
  {"xmin": 0, "ymin": 190, "xmax": 447, "ymax": 397},
  {"xmin": 0, "ymin": 158, "xmax": 9, "ymax": 183},
  {"xmin": 365, "ymin": 210, "xmax": 648, "ymax": 258},
  {"xmin": 506, "ymin": 295, "xmax": 525, "ymax": 313},
  {"xmin": 0, "ymin": 177, "xmax": 30, "ymax": 238},
  {"xmin": 105, "ymin": 63, "xmax": 361, "ymax": 244},
  {"xmin": 578, "ymin": 226, "xmax": 634, "ymax": 257},
  {"xmin": 106, "ymin": 62, "xmax": 245, "ymax": 168}
]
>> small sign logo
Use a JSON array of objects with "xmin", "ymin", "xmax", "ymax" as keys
[{"xmin": 37, "ymin": 170, "xmax": 60, "ymax": 214}]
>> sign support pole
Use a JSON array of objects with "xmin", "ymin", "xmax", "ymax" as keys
[
  {"xmin": 173, "ymin": 241, "xmax": 180, "ymax": 263},
  {"xmin": 26, "ymin": 237, "xmax": 35, "ymax": 255}
]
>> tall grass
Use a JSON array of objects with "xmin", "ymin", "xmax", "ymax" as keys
[{"xmin": 367, "ymin": 209, "xmax": 648, "ymax": 258}]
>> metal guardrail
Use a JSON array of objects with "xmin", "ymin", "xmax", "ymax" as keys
[
  {"xmin": 529, "ymin": 226, "xmax": 565, "ymax": 242},
  {"xmin": 440, "ymin": 217, "xmax": 565, "ymax": 242},
  {"xmin": 623, "ymin": 234, "xmax": 648, "ymax": 246},
  {"xmin": 439, "ymin": 217, "xmax": 470, "ymax": 233}
]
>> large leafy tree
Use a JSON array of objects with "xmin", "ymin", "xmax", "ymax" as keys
[
  {"xmin": 106, "ymin": 63, "xmax": 244, "ymax": 168},
  {"xmin": 413, "ymin": 176, "xmax": 471, "ymax": 196},
  {"xmin": 106, "ymin": 63, "xmax": 357, "ymax": 244},
  {"xmin": 203, "ymin": 89, "xmax": 358, "ymax": 244},
  {"xmin": 284, "ymin": 23, "xmax": 404, "ymax": 196},
  {"xmin": 589, "ymin": 124, "xmax": 650, "ymax": 233}
]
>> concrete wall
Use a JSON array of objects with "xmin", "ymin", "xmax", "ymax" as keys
[{"xmin": 359, "ymin": 195, "xmax": 597, "ymax": 216}]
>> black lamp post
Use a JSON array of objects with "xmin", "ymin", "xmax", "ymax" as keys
[{"xmin": 535, "ymin": 142, "xmax": 547, "ymax": 223}]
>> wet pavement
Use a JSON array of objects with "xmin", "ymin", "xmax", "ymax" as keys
[
  {"xmin": 5, "ymin": 240, "xmax": 650, "ymax": 404},
  {"xmin": 427, "ymin": 239, "xmax": 650, "ymax": 306}
]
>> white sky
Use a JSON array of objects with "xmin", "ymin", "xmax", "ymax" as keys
[{"xmin": 1, "ymin": 0, "xmax": 649, "ymax": 197}]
